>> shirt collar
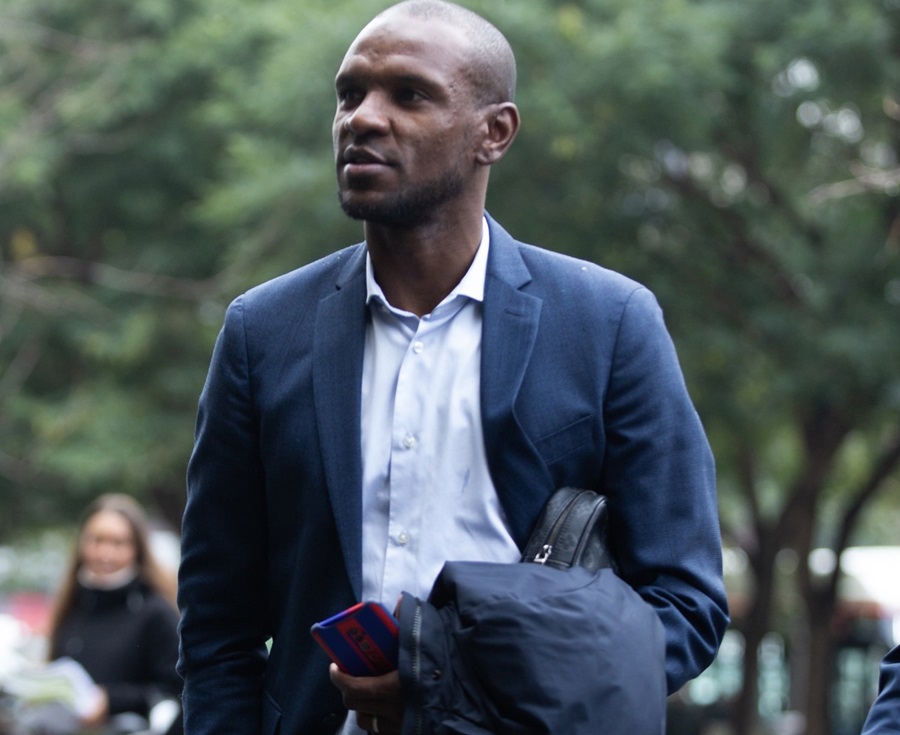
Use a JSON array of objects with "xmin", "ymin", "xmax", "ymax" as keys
[{"xmin": 365, "ymin": 216, "xmax": 490, "ymax": 309}]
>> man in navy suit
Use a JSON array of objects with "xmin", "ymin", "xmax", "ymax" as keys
[
  {"xmin": 863, "ymin": 644, "xmax": 900, "ymax": 734},
  {"xmin": 176, "ymin": 1, "xmax": 729, "ymax": 733}
]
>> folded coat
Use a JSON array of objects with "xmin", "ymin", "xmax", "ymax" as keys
[{"xmin": 397, "ymin": 562, "xmax": 667, "ymax": 735}]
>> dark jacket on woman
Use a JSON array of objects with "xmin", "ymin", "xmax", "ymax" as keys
[{"xmin": 51, "ymin": 577, "xmax": 181, "ymax": 717}]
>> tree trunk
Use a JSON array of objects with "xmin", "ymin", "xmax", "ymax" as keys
[
  {"xmin": 791, "ymin": 408, "xmax": 851, "ymax": 734},
  {"xmin": 733, "ymin": 603, "xmax": 764, "ymax": 735},
  {"xmin": 804, "ymin": 588, "xmax": 836, "ymax": 735},
  {"xmin": 733, "ymin": 535, "xmax": 779, "ymax": 735}
]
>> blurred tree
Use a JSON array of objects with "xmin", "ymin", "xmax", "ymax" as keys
[
  {"xmin": 475, "ymin": 1, "xmax": 900, "ymax": 733},
  {"xmin": 1, "ymin": 0, "xmax": 899, "ymax": 732},
  {"xmin": 0, "ymin": 0, "xmax": 376, "ymax": 529},
  {"xmin": 0, "ymin": 0, "xmax": 265, "ymax": 530}
]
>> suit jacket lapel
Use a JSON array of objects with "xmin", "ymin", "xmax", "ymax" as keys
[
  {"xmin": 313, "ymin": 223, "xmax": 553, "ymax": 590},
  {"xmin": 313, "ymin": 244, "xmax": 368, "ymax": 599},
  {"xmin": 481, "ymin": 216, "xmax": 554, "ymax": 546}
]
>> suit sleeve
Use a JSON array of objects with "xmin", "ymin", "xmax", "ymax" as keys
[
  {"xmin": 602, "ymin": 286, "xmax": 729, "ymax": 693},
  {"xmin": 862, "ymin": 644, "xmax": 900, "ymax": 734},
  {"xmin": 177, "ymin": 296, "xmax": 270, "ymax": 734}
]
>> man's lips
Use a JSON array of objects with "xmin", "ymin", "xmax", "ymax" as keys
[{"xmin": 340, "ymin": 146, "xmax": 392, "ymax": 174}]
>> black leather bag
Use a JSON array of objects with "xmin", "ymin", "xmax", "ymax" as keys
[{"xmin": 520, "ymin": 487, "xmax": 611, "ymax": 571}]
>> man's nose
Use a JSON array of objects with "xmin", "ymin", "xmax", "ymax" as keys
[{"xmin": 344, "ymin": 93, "xmax": 390, "ymax": 135}]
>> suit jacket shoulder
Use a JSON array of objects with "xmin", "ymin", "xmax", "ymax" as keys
[
  {"xmin": 488, "ymin": 216, "xmax": 644, "ymax": 292},
  {"xmin": 238, "ymin": 243, "xmax": 366, "ymax": 317}
]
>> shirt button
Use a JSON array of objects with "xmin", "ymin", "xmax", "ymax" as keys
[
  {"xmin": 403, "ymin": 433, "xmax": 417, "ymax": 449},
  {"xmin": 412, "ymin": 340, "xmax": 424, "ymax": 354},
  {"xmin": 397, "ymin": 531, "xmax": 410, "ymax": 545}
]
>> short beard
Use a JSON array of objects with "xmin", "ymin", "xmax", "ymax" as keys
[{"xmin": 338, "ymin": 172, "xmax": 466, "ymax": 228}]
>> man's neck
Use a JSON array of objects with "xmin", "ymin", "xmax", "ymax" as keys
[{"xmin": 364, "ymin": 212, "xmax": 485, "ymax": 317}]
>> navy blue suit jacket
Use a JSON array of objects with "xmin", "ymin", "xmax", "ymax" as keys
[
  {"xmin": 177, "ymin": 216, "xmax": 729, "ymax": 734},
  {"xmin": 863, "ymin": 644, "xmax": 900, "ymax": 734}
]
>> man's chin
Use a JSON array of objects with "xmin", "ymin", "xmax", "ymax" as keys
[{"xmin": 338, "ymin": 194, "xmax": 421, "ymax": 228}]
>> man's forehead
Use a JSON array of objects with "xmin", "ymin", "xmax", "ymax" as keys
[{"xmin": 339, "ymin": 13, "xmax": 471, "ymax": 75}]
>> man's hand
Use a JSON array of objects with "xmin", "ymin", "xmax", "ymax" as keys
[{"xmin": 329, "ymin": 663, "xmax": 404, "ymax": 734}]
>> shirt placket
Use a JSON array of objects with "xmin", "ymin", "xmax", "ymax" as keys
[{"xmin": 381, "ymin": 316, "xmax": 432, "ymax": 602}]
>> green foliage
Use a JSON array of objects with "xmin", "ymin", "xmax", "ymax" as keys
[
  {"xmin": 0, "ymin": 0, "xmax": 234, "ymax": 532},
  {"xmin": 0, "ymin": 0, "xmax": 898, "ymax": 587}
]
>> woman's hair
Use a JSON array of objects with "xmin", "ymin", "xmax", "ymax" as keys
[{"xmin": 45, "ymin": 493, "xmax": 178, "ymax": 656}]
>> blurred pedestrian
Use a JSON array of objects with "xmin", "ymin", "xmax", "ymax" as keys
[{"xmin": 45, "ymin": 493, "xmax": 181, "ymax": 731}]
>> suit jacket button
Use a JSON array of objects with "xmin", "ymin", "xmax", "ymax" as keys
[{"xmin": 321, "ymin": 712, "xmax": 343, "ymax": 728}]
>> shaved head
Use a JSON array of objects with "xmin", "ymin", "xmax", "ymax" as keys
[{"xmin": 375, "ymin": 0, "xmax": 517, "ymax": 105}]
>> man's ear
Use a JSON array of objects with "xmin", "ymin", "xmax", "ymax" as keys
[{"xmin": 475, "ymin": 102, "xmax": 520, "ymax": 166}]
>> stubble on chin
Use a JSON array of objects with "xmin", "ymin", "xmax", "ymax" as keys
[
  {"xmin": 336, "ymin": 169, "xmax": 466, "ymax": 229},
  {"xmin": 337, "ymin": 192, "xmax": 421, "ymax": 228}
]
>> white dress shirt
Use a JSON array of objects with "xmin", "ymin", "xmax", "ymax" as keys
[{"xmin": 340, "ymin": 218, "xmax": 520, "ymax": 735}]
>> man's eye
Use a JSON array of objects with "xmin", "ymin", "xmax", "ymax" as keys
[
  {"xmin": 396, "ymin": 88, "xmax": 426, "ymax": 103},
  {"xmin": 337, "ymin": 88, "xmax": 363, "ymax": 106}
]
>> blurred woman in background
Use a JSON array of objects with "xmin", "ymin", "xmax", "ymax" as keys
[{"xmin": 45, "ymin": 493, "xmax": 181, "ymax": 731}]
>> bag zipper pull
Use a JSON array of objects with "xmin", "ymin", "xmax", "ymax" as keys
[
  {"xmin": 533, "ymin": 544, "xmax": 553, "ymax": 564},
  {"xmin": 532, "ymin": 490, "xmax": 587, "ymax": 564}
]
